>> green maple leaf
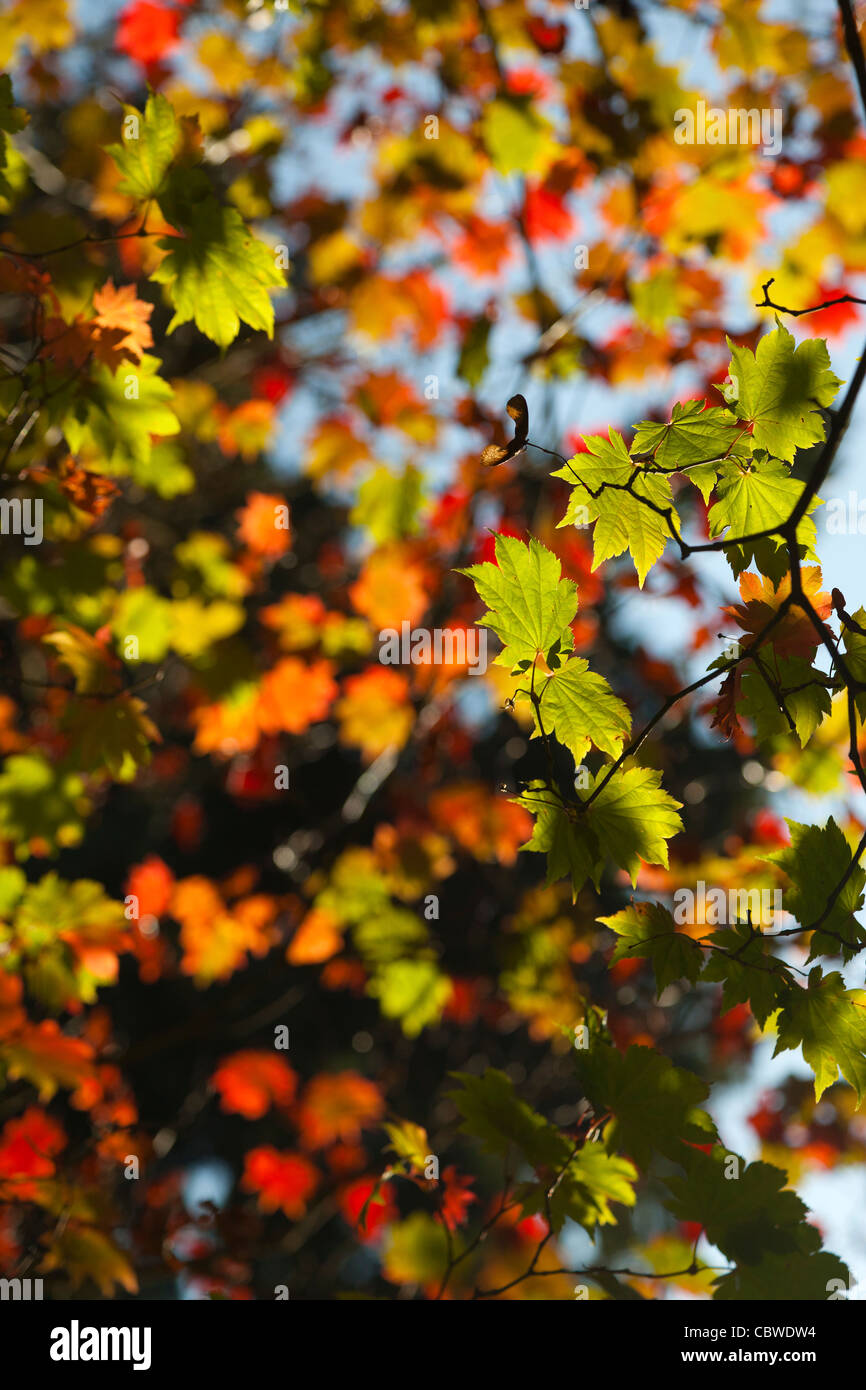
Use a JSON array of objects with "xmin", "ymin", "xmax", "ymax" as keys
[
  {"xmin": 481, "ymin": 98, "xmax": 554, "ymax": 175},
  {"xmin": 105, "ymin": 92, "xmax": 180, "ymax": 200},
  {"xmin": 383, "ymin": 1213, "xmax": 449, "ymax": 1285},
  {"xmin": 554, "ymin": 428, "xmax": 633, "ymax": 493},
  {"xmin": 586, "ymin": 766, "xmax": 683, "ymax": 885},
  {"xmin": 16, "ymin": 873, "xmax": 124, "ymax": 942},
  {"xmin": 350, "ymin": 466, "xmax": 424, "ymax": 544},
  {"xmin": 0, "ymin": 753, "xmax": 90, "ymax": 859},
  {"xmin": 352, "ymin": 907, "xmax": 429, "ymax": 963},
  {"xmin": 519, "ymin": 790, "xmax": 600, "ymax": 900},
  {"xmin": 111, "ymin": 588, "xmax": 174, "ymax": 665},
  {"xmin": 520, "ymin": 767, "xmax": 681, "ymax": 898},
  {"xmin": 62, "ymin": 694, "xmax": 159, "ymax": 783},
  {"xmin": 457, "ymin": 315, "xmax": 491, "ymax": 387},
  {"xmin": 842, "ymin": 607, "xmax": 866, "ymax": 720},
  {"xmin": 63, "ymin": 354, "xmax": 179, "ymax": 469},
  {"xmin": 708, "ymin": 455, "xmax": 803, "ymax": 543},
  {"xmin": 128, "ymin": 440, "xmax": 195, "ymax": 498},
  {"xmin": 772, "ymin": 662, "xmax": 832, "ymax": 747},
  {"xmin": 665, "ymin": 1148, "xmax": 822, "ymax": 1266},
  {"xmin": 700, "ymin": 921, "xmax": 792, "ymax": 1028},
  {"xmin": 459, "ymin": 534, "xmax": 577, "ymax": 672},
  {"xmin": 151, "ymin": 202, "xmax": 286, "ymax": 348},
  {"xmin": 366, "ymin": 959, "xmax": 452, "ymax": 1037},
  {"xmin": 554, "ymin": 430, "xmax": 676, "ymax": 586},
  {"xmin": 713, "ymin": 1248, "xmax": 849, "ymax": 1301},
  {"xmin": 767, "ymin": 818, "xmax": 866, "ymax": 961},
  {"xmin": 738, "ymin": 655, "xmax": 832, "ymax": 748},
  {"xmin": 448, "ymin": 1068, "xmax": 564, "ymax": 1168},
  {"xmin": 575, "ymin": 1040, "xmax": 717, "ymax": 1168},
  {"xmin": 773, "ymin": 967, "xmax": 866, "ymax": 1101},
  {"xmin": 0, "ymin": 75, "xmax": 28, "ymax": 199},
  {"xmin": 450, "ymin": 1068, "xmax": 636, "ymax": 1235},
  {"xmin": 632, "ymin": 398, "xmax": 743, "ymax": 471},
  {"xmin": 534, "ymin": 658, "xmax": 631, "ymax": 765},
  {"xmin": 518, "ymin": 1144, "xmax": 637, "ymax": 1235},
  {"xmin": 723, "ymin": 321, "xmax": 842, "ymax": 463},
  {"xmin": 0, "ymin": 866, "xmax": 26, "ymax": 917},
  {"xmin": 601, "ymin": 900, "xmax": 702, "ymax": 994}
]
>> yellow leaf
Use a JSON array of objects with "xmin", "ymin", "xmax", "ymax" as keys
[
  {"xmin": 41, "ymin": 1223, "xmax": 138, "ymax": 1296},
  {"xmin": 43, "ymin": 625, "xmax": 118, "ymax": 696}
]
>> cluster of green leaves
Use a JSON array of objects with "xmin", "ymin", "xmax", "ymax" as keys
[
  {"xmin": 449, "ymin": 1012, "xmax": 851, "ymax": 1297},
  {"xmin": 455, "ymin": 323, "xmax": 866, "ymax": 1297},
  {"xmin": 107, "ymin": 93, "xmax": 285, "ymax": 347},
  {"xmin": 305, "ymin": 849, "xmax": 451, "ymax": 1036},
  {"xmin": 0, "ymin": 868, "xmax": 125, "ymax": 1010},
  {"xmin": 0, "ymin": 87, "xmax": 287, "ymax": 804},
  {"xmin": 450, "ymin": 1065, "xmax": 638, "ymax": 1237},
  {"xmin": 554, "ymin": 321, "xmax": 836, "ymax": 585},
  {"xmin": 460, "ymin": 533, "xmax": 683, "ymax": 898}
]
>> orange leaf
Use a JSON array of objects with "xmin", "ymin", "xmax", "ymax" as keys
[
  {"xmin": 725, "ymin": 567, "xmax": 832, "ymax": 659},
  {"xmin": 90, "ymin": 278, "xmax": 154, "ymax": 366},
  {"xmin": 236, "ymin": 492, "xmax": 291, "ymax": 558},
  {"xmin": 256, "ymin": 657, "xmax": 338, "ymax": 736},
  {"xmin": 287, "ymin": 906, "xmax": 344, "ymax": 965},
  {"xmin": 429, "ymin": 783, "xmax": 533, "ymax": 865},
  {"xmin": 125, "ymin": 855, "xmax": 175, "ymax": 919},
  {"xmin": 297, "ymin": 1072, "xmax": 384, "ymax": 1149},
  {"xmin": 1, "ymin": 1022, "xmax": 97, "ymax": 1102},
  {"xmin": 192, "ymin": 688, "xmax": 261, "ymax": 756},
  {"xmin": 212, "ymin": 1051, "xmax": 297, "ymax": 1119},
  {"xmin": 336, "ymin": 667, "xmax": 413, "ymax": 761},
  {"xmin": 217, "ymin": 400, "xmax": 275, "ymax": 460},
  {"xmin": 452, "ymin": 216, "xmax": 514, "ymax": 276},
  {"xmin": 305, "ymin": 417, "xmax": 371, "ymax": 481},
  {"xmin": 261, "ymin": 594, "xmax": 328, "ymax": 651},
  {"xmin": 349, "ymin": 544, "xmax": 432, "ymax": 630},
  {"xmin": 241, "ymin": 1147, "xmax": 319, "ymax": 1219}
]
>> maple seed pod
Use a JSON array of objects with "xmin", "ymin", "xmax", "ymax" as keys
[
  {"xmin": 506, "ymin": 394, "xmax": 529, "ymax": 440},
  {"xmin": 481, "ymin": 393, "xmax": 529, "ymax": 465},
  {"xmin": 480, "ymin": 442, "xmax": 510, "ymax": 467}
]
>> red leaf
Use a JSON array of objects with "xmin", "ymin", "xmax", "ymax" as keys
[{"xmin": 116, "ymin": 1, "xmax": 181, "ymax": 65}]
